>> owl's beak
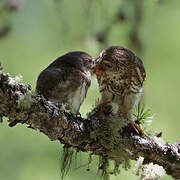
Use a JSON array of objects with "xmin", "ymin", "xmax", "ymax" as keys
[
  {"xmin": 93, "ymin": 61, "xmax": 103, "ymax": 78},
  {"xmin": 93, "ymin": 55, "xmax": 102, "ymax": 70},
  {"xmin": 93, "ymin": 64, "xmax": 99, "ymax": 72},
  {"xmin": 93, "ymin": 59, "xmax": 99, "ymax": 71},
  {"xmin": 88, "ymin": 59, "xmax": 97, "ymax": 75}
]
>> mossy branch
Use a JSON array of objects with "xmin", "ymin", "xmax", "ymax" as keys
[{"xmin": 0, "ymin": 70, "xmax": 180, "ymax": 179}]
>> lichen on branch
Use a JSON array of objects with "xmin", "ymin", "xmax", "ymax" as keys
[{"xmin": 0, "ymin": 70, "xmax": 180, "ymax": 179}]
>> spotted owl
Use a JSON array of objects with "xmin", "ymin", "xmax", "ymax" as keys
[
  {"xmin": 94, "ymin": 46, "xmax": 146, "ymax": 120},
  {"xmin": 36, "ymin": 51, "xmax": 94, "ymax": 115}
]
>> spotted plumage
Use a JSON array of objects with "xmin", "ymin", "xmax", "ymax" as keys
[
  {"xmin": 36, "ymin": 51, "xmax": 94, "ymax": 115},
  {"xmin": 95, "ymin": 46, "xmax": 146, "ymax": 120}
]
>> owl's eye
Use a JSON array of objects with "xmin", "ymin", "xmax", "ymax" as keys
[
  {"xmin": 87, "ymin": 59, "xmax": 92, "ymax": 63},
  {"xmin": 105, "ymin": 64, "xmax": 111, "ymax": 68},
  {"xmin": 103, "ymin": 63, "xmax": 112, "ymax": 68}
]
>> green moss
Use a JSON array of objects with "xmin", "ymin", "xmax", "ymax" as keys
[
  {"xmin": 95, "ymin": 116, "xmax": 131, "ymax": 180},
  {"xmin": 98, "ymin": 156, "xmax": 110, "ymax": 180},
  {"xmin": 60, "ymin": 102, "xmax": 152, "ymax": 180},
  {"xmin": 60, "ymin": 147, "xmax": 75, "ymax": 180},
  {"xmin": 98, "ymin": 156, "xmax": 131, "ymax": 180},
  {"xmin": 87, "ymin": 153, "xmax": 93, "ymax": 171},
  {"xmin": 17, "ymin": 92, "xmax": 35, "ymax": 110}
]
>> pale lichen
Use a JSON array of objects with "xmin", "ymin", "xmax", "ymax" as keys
[
  {"xmin": 134, "ymin": 156, "xmax": 144, "ymax": 176},
  {"xmin": 8, "ymin": 74, "xmax": 23, "ymax": 85},
  {"xmin": 134, "ymin": 156, "xmax": 166, "ymax": 180},
  {"xmin": 151, "ymin": 136, "xmax": 165, "ymax": 145},
  {"xmin": 141, "ymin": 163, "xmax": 166, "ymax": 180}
]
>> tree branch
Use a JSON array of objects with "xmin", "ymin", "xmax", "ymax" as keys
[{"xmin": 0, "ymin": 70, "xmax": 180, "ymax": 179}]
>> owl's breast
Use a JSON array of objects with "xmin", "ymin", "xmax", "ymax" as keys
[
  {"xmin": 99, "ymin": 71, "xmax": 130, "ymax": 95},
  {"xmin": 70, "ymin": 72, "xmax": 90, "ymax": 114},
  {"xmin": 70, "ymin": 82, "xmax": 86, "ymax": 114}
]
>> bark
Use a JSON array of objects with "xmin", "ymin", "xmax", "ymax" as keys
[{"xmin": 0, "ymin": 70, "xmax": 180, "ymax": 179}]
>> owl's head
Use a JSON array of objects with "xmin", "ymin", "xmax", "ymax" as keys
[
  {"xmin": 94, "ymin": 46, "xmax": 146, "ymax": 82},
  {"xmin": 49, "ymin": 51, "xmax": 95, "ymax": 72}
]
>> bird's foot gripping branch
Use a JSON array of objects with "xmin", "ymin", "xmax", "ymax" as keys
[{"xmin": 0, "ymin": 69, "xmax": 180, "ymax": 179}]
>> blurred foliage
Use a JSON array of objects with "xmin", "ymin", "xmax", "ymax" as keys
[
  {"xmin": 0, "ymin": 0, "xmax": 180, "ymax": 180},
  {"xmin": 0, "ymin": 0, "xmax": 20, "ymax": 38}
]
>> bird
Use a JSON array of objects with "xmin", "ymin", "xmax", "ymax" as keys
[
  {"xmin": 36, "ymin": 51, "xmax": 94, "ymax": 115},
  {"xmin": 94, "ymin": 46, "xmax": 146, "ymax": 135}
]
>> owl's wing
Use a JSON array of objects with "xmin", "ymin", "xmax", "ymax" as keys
[{"xmin": 36, "ymin": 67, "xmax": 90, "ymax": 101}]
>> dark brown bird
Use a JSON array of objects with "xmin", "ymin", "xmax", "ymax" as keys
[
  {"xmin": 94, "ymin": 46, "xmax": 146, "ymax": 134},
  {"xmin": 36, "ymin": 51, "xmax": 94, "ymax": 115}
]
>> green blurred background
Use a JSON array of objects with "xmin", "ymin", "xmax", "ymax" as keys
[{"xmin": 0, "ymin": 0, "xmax": 180, "ymax": 179}]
